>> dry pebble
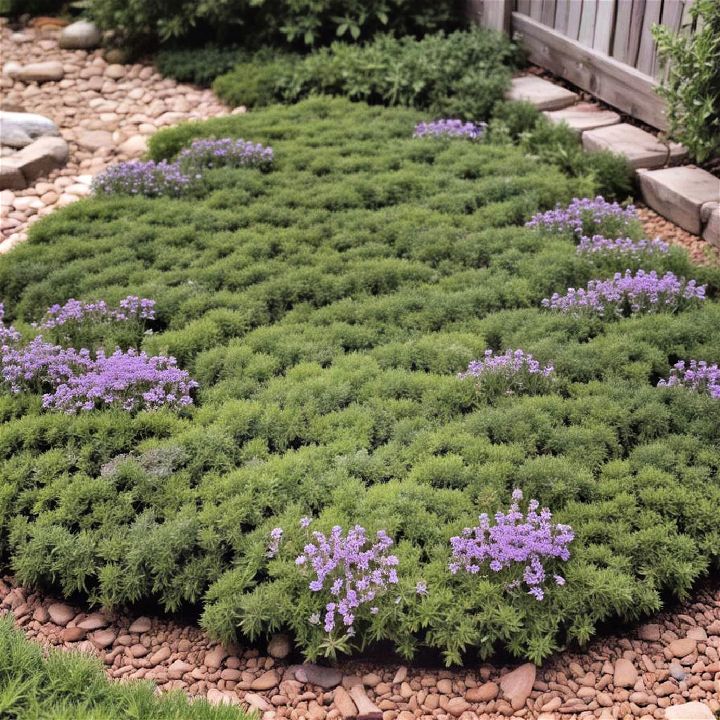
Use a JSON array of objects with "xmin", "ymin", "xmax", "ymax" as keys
[
  {"xmin": 0, "ymin": 22, "xmax": 231, "ymax": 254},
  {"xmin": 3, "ymin": 572, "xmax": 720, "ymax": 720}
]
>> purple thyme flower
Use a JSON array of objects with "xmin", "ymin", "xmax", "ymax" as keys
[
  {"xmin": 0, "ymin": 304, "xmax": 21, "ymax": 347},
  {"xmin": 526, "ymin": 196, "xmax": 637, "ymax": 239},
  {"xmin": 300, "ymin": 516, "xmax": 312, "ymax": 529},
  {"xmin": 415, "ymin": 581, "xmax": 428, "ymax": 595},
  {"xmin": 449, "ymin": 489, "xmax": 574, "ymax": 601},
  {"xmin": 267, "ymin": 527, "xmax": 284, "ymax": 558},
  {"xmin": 458, "ymin": 349, "xmax": 555, "ymax": 396},
  {"xmin": 296, "ymin": 525, "xmax": 399, "ymax": 633},
  {"xmin": 657, "ymin": 360, "xmax": 720, "ymax": 400},
  {"xmin": 413, "ymin": 119, "xmax": 487, "ymax": 140},
  {"xmin": 92, "ymin": 160, "xmax": 194, "ymax": 198},
  {"xmin": 542, "ymin": 270, "xmax": 705, "ymax": 318},
  {"xmin": 35, "ymin": 296, "xmax": 155, "ymax": 330},
  {"xmin": 177, "ymin": 138, "xmax": 274, "ymax": 172},
  {"xmin": 576, "ymin": 235, "xmax": 670, "ymax": 259},
  {"xmin": 41, "ymin": 348, "xmax": 198, "ymax": 414}
]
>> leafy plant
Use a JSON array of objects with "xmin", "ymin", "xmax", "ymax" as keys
[
  {"xmin": 213, "ymin": 29, "xmax": 523, "ymax": 121},
  {"xmin": 653, "ymin": 0, "xmax": 720, "ymax": 162},
  {"xmin": 86, "ymin": 0, "xmax": 462, "ymax": 50}
]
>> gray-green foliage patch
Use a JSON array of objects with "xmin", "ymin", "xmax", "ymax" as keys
[{"xmin": 0, "ymin": 98, "xmax": 719, "ymax": 666}]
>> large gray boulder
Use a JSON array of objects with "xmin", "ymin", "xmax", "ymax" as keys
[
  {"xmin": 0, "ymin": 111, "xmax": 60, "ymax": 148},
  {"xmin": 59, "ymin": 20, "xmax": 102, "ymax": 50}
]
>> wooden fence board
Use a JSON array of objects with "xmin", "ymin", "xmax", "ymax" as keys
[
  {"xmin": 541, "ymin": 0, "xmax": 556, "ymax": 25},
  {"xmin": 554, "ymin": 0, "xmax": 570, "ymax": 33},
  {"xmin": 517, "ymin": 0, "xmax": 532, "ymax": 15},
  {"xmin": 529, "ymin": 0, "xmax": 544, "ymax": 19},
  {"xmin": 592, "ymin": 0, "xmax": 615, "ymax": 53},
  {"xmin": 566, "ymin": 0, "xmax": 583, "ymax": 39},
  {"xmin": 612, "ymin": 0, "xmax": 634, "ymax": 62},
  {"xmin": 578, "ymin": 0, "xmax": 598, "ymax": 45},
  {"xmin": 637, "ymin": 0, "xmax": 662, "ymax": 74},
  {"xmin": 512, "ymin": 11, "xmax": 668, "ymax": 128},
  {"xmin": 626, "ymin": 0, "xmax": 647, "ymax": 66}
]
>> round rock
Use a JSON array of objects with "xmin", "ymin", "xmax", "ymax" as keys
[{"xmin": 59, "ymin": 21, "xmax": 102, "ymax": 50}]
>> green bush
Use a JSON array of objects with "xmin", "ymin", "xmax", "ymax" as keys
[
  {"xmin": 87, "ymin": 0, "xmax": 462, "ymax": 50},
  {"xmin": 1, "ymin": 98, "xmax": 719, "ymax": 666},
  {"xmin": 653, "ymin": 0, "xmax": 720, "ymax": 162},
  {"xmin": 212, "ymin": 29, "xmax": 523, "ymax": 120},
  {"xmin": 0, "ymin": 615, "xmax": 246, "ymax": 719},
  {"xmin": 488, "ymin": 103, "xmax": 634, "ymax": 200},
  {"xmin": 155, "ymin": 46, "xmax": 249, "ymax": 87}
]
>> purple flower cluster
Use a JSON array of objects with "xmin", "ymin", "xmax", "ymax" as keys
[
  {"xmin": 0, "ymin": 304, "xmax": 20, "ymax": 346},
  {"xmin": 92, "ymin": 160, "xmax": 195, "ymax": 198},
  {"xmin": 35, "ymin": 296, "xmax": 155, "ymax": 330},
  {"xmin": 576, "ymin": 235, "xmax": 670, "ymax": 258},
  {"xmin": 449, "ymin": 489, "xmax": 574, "ymax": 601},
  {"xmin": 296, "ymin": 525, "xmax": 399, "ymax": 633},
  {"xmin": 42, "ymin": 348, "xmax": 198, "ymax": 413},
  {"xmin": 459, "ymin": 349, "xmax": 554, "ymax": 380},
  {"xmin": 1, "ymin": 299, "xmax": 197, "ymax": 414},
  {"xmin": 526, "ymin": 196, "xmax": 637, "ymax": 238},
  {"xmin": 658, "ymin": 360, "xmax": 720, "ymax": 400},
  {"xmin": 413, "ymin": 119, "xmax": 486, "ymax": 140},
  {"xmin": 458, "ymin": 349, "xmax": 554, "ymax": 397},
  {"xmin": 542, "ymin": 270, "xmax": 706, "ymax": 317},
  {"xmin": 178, "ymin": 138, "xmax": 274, "ymax": 171},
  {"xmin": 1, "ymin": 336, "xmax": 94, "ymax": 394}
]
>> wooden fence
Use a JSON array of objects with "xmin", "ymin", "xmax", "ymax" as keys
[{"xmin": 469, "ymin": 0, "xmax": 698, "ymax": 130}]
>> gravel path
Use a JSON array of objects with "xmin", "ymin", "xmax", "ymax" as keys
[
  {"xmin": 1, "ymin": 575, "xmax": 719, "ymax": 719},
  {"xmin": 0, "ymin": 21, "xmax": 231, "ymax": 254}
]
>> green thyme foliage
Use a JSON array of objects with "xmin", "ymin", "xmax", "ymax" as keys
[
  {"xmin": 155, "ymin": 46, "xmax": 251, "ymax": 87},
  {"xmin": 0, "ymin": 615, "xmax": 246, "ymax": 719},
  {"xmin": 653, "ymin": 0, "xmax": 720, "ymax": 162},
  {"xmin": 212, "ymin": 29, "xmax": 523, "ymax": 120},
  {"xmin": 1, "ymin": 99, "xmax": 720, "ymax": 665}
]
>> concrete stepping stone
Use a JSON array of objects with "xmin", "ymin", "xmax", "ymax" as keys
[
  {"xmin": 637, "ymin": 166, "xmax": 720, "ymax": 236},
  {"xmin": 583, "ymin": 123, "xmax": 687, "ymax": 169},
  {"xmin": 544, "ymin": 102, "xmax": 620, "ymax": 134},
  {"xmin": 506, "ymin": 75, "xmax": 578, "ymax": 111},
  {"xmin": 701, "ymin": 202, "xmax": 719, "ymax": 247}
]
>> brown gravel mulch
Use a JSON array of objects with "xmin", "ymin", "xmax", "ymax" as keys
[{"xmin": 2, "ymin": 575, "xmax": 719, "ymax": 719}]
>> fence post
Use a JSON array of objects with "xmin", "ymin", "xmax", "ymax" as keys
[{"xmin": 467, "ymin": 0, "xmax": 513, "ymax": 34}]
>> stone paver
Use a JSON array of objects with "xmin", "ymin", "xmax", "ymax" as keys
[
  {"xmin": 0, "ymin": 22, "xmax": 232, "ymax": 253},
  {"xmin": 506, "ymin": 75, "xmax": 578, "ymax": 111},
  {"xmin": 637, "ymin": 166, "xmax": 720, "ymax": 235},
  {"xmin": 543, "ymin": 102, "xmax": 620, "ymax": 134},
  {"xmin": 701, "ymin": 202, "xmax": 719, "ymax": 247},
  {"xmin": 583, "ymin": 123, "xmax": 688, "ymax": 169}
]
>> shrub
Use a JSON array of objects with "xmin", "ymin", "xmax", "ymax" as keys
[
  {"xmin": 87, "ymin": 0, "xmax": 462, "ymax": 50},
  {"xmin": 1, "ymin": 99, "xmax": 720, "ymax": 665},
  {"xmin": 0, "ymin": 615, "xmax": 246, "ymax": 719},
  {"xmin": 155, "ymin": 46, "xmax": 249, "ymax": 87},
  {"xmin": 653, "ymin": 0, "xmax": 720, "ymax": 162},
  {"xmin": 212, "ymin": 29, "xmax": 523, "ymax": 121}
]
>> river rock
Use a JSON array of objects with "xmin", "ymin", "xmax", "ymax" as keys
[
  {"xmin": 466, "ymin": 681, "xmax": 499, "ymax": 702},
  {"xmin": 17, "ymin": 62, "xmax": 64, "ymax": 83},
  {"xmin": 267, "ymin": 633, "xmax": 291, "ymax": 659},
  {"xmin": 59, "ymin": 21, "xmax": 102, "ymax": 50},
  {"xmin": 499, "ymin": 663, "xmax": 536, "ymax": 710},
  {"xmin": 665, "ymin": 702, "xmax": 715, "ymax": 720},
  {"xmin": 299, "ymin": 664, "xmax": 343, "ymax": 689},
  {"xmin": 668, "ymin": 638, "xmax": 698, "ymax": 658},
  {"xmin": 613, "ymin": 658, "xmax": 638, "ymax": 688},
  {"xmin": 47, "ymin": 602, "xmax": 75, "ymax": 626}
]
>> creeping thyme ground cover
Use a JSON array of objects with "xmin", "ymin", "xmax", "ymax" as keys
[{"xmin": 1, "ymin": 98, "xmax": 720, "ymax": 666}]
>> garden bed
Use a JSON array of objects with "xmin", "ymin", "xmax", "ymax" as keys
[{"xmin": 1, "ymin": 97, "xmax": 720, "ymax": 668}]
